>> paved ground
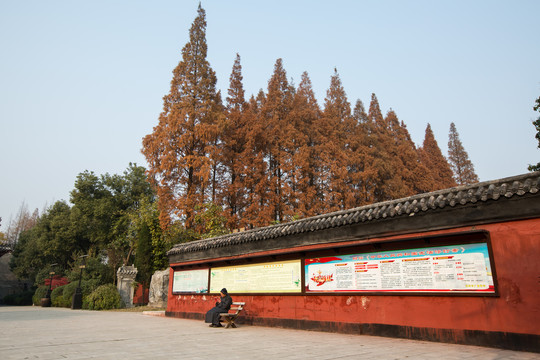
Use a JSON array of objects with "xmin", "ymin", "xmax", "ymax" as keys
[{"xmin": 0, "ymin": 306, "xmax": 538, "ymax": 360}]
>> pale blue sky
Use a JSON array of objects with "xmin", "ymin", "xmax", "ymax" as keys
[{"xmin": 1, "ymin": 0, "xmax": 539, "ymax": 224}]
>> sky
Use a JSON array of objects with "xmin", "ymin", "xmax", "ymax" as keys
[{"xmin": 1, "ymin": 0, "xmax": 539, "ymax": 226}]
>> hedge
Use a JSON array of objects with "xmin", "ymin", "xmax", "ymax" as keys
[
  {"xmin": 84, "ymin": 284, "xmax": 124, "ymax": 310},
  {"xmin": 51, "ymin": 285, "xmax": 68, "ymax": 307},
  {"xmin": 2, "ymin": 290, "xmax": 34, "ymax": 306},
  {"xmin": 32, "ymin": 286, "xmax": 49, "ymax": 306}
]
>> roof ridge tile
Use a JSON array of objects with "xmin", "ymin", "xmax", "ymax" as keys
[{"xmin": 167, "ymin": 172, "xmax": 540, "ymax": 256}]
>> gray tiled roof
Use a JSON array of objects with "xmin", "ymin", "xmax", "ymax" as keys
[
  {"xmin": 117, "ymin": 265, "xmax": 138, "ymax": 276},
  {"xmin": 168, "ymin": 172, "xmax": 540, "ymax": 256},
  {"xmin": 0, "ymin": 244, "xmax": 12, "ymax": 255}
]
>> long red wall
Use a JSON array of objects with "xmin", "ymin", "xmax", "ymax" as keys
[{"xmin": 167, "ymin": 219, "xmax": 540, "ymax": 350}]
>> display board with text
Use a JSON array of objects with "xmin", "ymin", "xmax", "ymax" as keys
[
  {"xmin": 210, "ymin": 260, "xmax": 302, "ymax": 293},
  {"xmin": 172, "ymin": 269, "xmax": 209, "ymax": 293},
  {"xmin": 305, "ymin": 243, "xmax": 495, "ymax": 294}
]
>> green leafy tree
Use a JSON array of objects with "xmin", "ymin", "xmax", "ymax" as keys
[
  {"xmin": 11, "ymin": 163, "xmax": 157, "ymax": 287},
  {"xmin": 69, "ymin": 171, "xmax": 113, "ymax": 250},
  {"xmin": 193, "ymin": 203, "xmax": 228, "ymax": 239},
  {"xmin": 528, "ymin": 96, "xmax": 540, "ymax": 171},
  {"xmin": 9, "ymin": 226, "xmax": 43, "ymax": 283},
  {"xmin": 9, "ymin": 201, "xmax": 75, "ymax": 285},
  {"xmin": 37, "ymin": 201, "xmax": 79, "ymax": 266},
  {"xmin": 131, "ymin": 198, "xmax": 169, "ymax": 272},
  {"xmin": 70, "ymin": 163, "xmax": 154, "ymax": 276},
  {"xmin": 67, "ymin": 254, "xmax": 113, "ymax": 286}
]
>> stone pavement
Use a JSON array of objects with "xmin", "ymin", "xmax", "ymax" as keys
[{"xmin": 0, "ymin": 306, "xmax": 538, "ymax": 360}]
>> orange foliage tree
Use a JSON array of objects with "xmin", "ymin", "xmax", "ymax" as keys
[
  {"xmin": 260, "ymin": 59, "xmax": 295, "ymax": 223},
  {"xmin": 318, "ymin": 69, "xmax": 352, "ymax": 212},
  {"xmin": 288, "ymin": 72, "xmax": 323, "ymax": 217},
  {"xmin": 142, "ymin": 4, "xmax": 222, "ymax": 229},
  {"xmin": 418, "ymin": 124, "xmax": 456, "ymax": 190},
  {"xmin": 219, "ymin": 54, "xmax": 249, "ymax": 229},
  {"xmin": 141, "ymin": 4, "xmax": 474, "ymax": 234},
  {"xmin": 448, "ymin": 122, "xmax": 479, "ymax": 185}
]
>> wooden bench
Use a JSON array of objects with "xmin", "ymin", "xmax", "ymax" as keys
[{"xmin": 219, "ymin": 302, "xmax": 245, "ymax": 329}]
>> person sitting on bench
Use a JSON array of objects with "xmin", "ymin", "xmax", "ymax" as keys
[{"xmin": 205, "ymin": 288, "xmax": 232, "ymax": 327}]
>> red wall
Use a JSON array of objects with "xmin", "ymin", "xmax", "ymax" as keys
[
  {"xmin": 133, "ymin": 284, "xmax": 149, "ymax": 305},
  {"xmin": 167, "ymin": 219, "xmax": 540, "ymax": 348}
]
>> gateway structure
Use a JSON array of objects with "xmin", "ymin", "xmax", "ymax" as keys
[{"xmin": 167, "ymin": 172, "xmax": 540, "ymax": 352}]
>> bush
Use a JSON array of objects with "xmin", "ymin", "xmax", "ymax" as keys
[
  {"xmin": 61, "ymin": 282, "xmax": 77, "ymax": 307},
  {"xmin": 32, "ymin": 286, "xmax": 49, "ymax": 306},
  {"xmin": 84, "ymin": 284, "xmax": 124, "ymax": 310},
  {"xmin": 51, "ymin": 285, "xmax": 71, "ymax": 307},
  {"xmin": 61, "ymin": 279, "xmax": 101, "ymax": 307},
  {"xmin": 2, "ymin": 290, "xmax": 34, "ymax": 306},
  {"xmin": 80, "ymin": 278, "xmax": 101, "ymax": 295},
  {"xmin": 50, "ymin": 285, "xmax": 63, "ymax": 306}
]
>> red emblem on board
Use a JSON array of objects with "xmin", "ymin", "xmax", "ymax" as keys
[{"xmin": 310, "ymin": 270, "xmax": 334, "ymax": 286}]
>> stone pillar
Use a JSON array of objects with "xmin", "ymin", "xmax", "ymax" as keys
[
  {"xmin": 148, "ymin": 269, "xmax": 169, "ymax": 308},
  {"xmin": 117, "ymin": 265, "xmax": 137, "ymax": 308}
]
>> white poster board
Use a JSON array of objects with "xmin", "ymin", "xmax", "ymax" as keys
[
  {"xmin": 172, "ymin": 269, "xmax": 209, "ymax": 293},
  {"xmin": 210, "ymin": 260, "xmax": 301, "ymax": 293},
  {"xmin": 305, "ymin": 243, "xmax": 495, "ymax": 294}
]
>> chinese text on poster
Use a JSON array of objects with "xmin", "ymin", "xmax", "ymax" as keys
[{"xmin": 305, "ymin": 243, "xmax": 495, "ymax": 294}]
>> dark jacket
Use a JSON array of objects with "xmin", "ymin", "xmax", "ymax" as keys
[
  {"xmin": 216, "ymin": 294, "xmax": 233, "ymax": 311},
  {"xmin": 205, "ymin": 294, "xmax": 233, "ymax": 325}
]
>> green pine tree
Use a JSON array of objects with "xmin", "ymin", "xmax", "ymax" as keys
[{"xmin": 528, "ymin": 96, "xmax": 540, "ymax": 172}]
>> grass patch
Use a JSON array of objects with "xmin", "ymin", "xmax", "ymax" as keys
[{"xmin": 108, "ymin": 305, "xmax": 165, "ymax": 312}]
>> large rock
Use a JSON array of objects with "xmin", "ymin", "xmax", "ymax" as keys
[{"xmin": 148, "ymin": 269, "xmax": 169, "ymax": 308}]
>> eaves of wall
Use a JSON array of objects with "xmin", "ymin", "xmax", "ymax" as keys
[{"xmin": 168, "ymin": 172, "xmax": 540, "ymax": 264}]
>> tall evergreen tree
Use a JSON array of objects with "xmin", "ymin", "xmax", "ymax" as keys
[
  {"xmin": 418, "ymin": 124, "xmax": 456, "ymax": 189},
  {"xmin": 288, "ymin": 72, "xmax": 322, "ymax": 217},
  {"xmin": 240, "ymin": 91, "xmax": 273, "ymax": 228},
  {"xmin": 319, "ymin": 69, "xmax": 352, "ymax": 211},
  {"xmin": 142, "ymin": 4, "xmax": 221, "ymax": 229},
  {"xmin": 366, "ymin": 94, "xmax": 406, "ymax": 202},
  {"xmin": 349, "ymin": 99, "xmax": 376, "ymax": 206},
  {"xmin": 385, "ymin": 110, "xmax": 435, "ymax": 196},
  {"xmin": 260, "ymin": 59, "xmax": 294, "ymax": 222},
  {"xmin": 220, "ymin": 54, "xmax": 249, "ymax": 229},
  {"xmin": 528, "ymin": 96, "xmax": 540, "ymax": 172},
  {"xmin": 134, "ymin": 222, "xmax": 153, "ymax": 292},
  {"xmin": 448, "ymin": 122, "xmax": 479, "ymax": 185}
]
